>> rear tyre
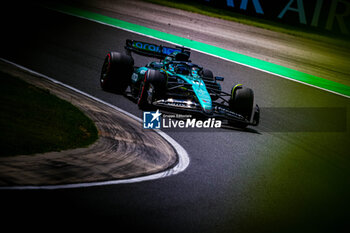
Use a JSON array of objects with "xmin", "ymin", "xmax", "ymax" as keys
[
  {"xmin": 201, "ymin": 69, "xmax": 221, "ymax": 100},
  {"xmin": 138, "ymin": 69, "xmax": 167, "ymax": 109},
  {"xmin": 100, "ymin": 52, "xmax": 134, "ymax": 93},
  {"xmin": 228, "ymin": 85, "xmax": 254, "ymax": 128},
  {"xmin": 201, "ymin": 69, "xmax": 214, "ymax": 81},
  {"xmin": 208, "ymin": 82, "xmax": 221, "ymax": 101}
]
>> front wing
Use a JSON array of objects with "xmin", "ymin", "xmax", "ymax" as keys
[{"xmin": 152, "ymin": 98, "xmax": 260, "ymax": 126}]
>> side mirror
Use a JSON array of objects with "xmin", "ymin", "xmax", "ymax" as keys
[{"xmin": 215, "ymin": 76, "xmax": 224, "ymax": 81}]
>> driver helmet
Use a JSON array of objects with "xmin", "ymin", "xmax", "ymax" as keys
[{"xmin": 175, "ymin": 64, "xmax": 190, "ymax": 75}]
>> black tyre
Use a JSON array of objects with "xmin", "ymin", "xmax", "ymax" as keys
[
  {"xmin": 201, "ymin": 69, "xmax": 214, "ymax": 81},
  {"xmin": 228, "ymin": 85, "xmax": 254, "ymax": 128},
  {"xmin": 100, "ymin": 52, "xmax": 134, "ymax": 93},
  {"xmin": 138, "ymin": 69, "xmax": 167, "ymax": 109},
  {"xmin": 207, "ymin": 82, "xmax": 221, "ymax": 101},
  {"xmin": 201, "ymin": 69, "xmax": 220, "ymax": 100}
]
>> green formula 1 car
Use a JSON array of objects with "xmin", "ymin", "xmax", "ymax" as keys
[{"xmin": 100, "ymin": 39, "xmax": 259, "ymax": 128}]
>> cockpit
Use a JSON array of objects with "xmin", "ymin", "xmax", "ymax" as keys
[
  {"xmin": 175, "ymin": 64, "xmax": 190, "ymax": 75},
  {"xmin": 168, "ymin": 62, "xmax": 202, "ymax": 78}
]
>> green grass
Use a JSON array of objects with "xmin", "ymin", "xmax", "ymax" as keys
[
  {"xmin": 0, "ymin": 72, "xmax": 98, "ymax": 156},
  {"xmin": 144, "ymin": 0, "xmax": 349, "ymax": 49}
]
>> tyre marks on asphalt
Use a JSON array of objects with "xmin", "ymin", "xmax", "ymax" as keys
[{"xmin": 0, "ymin": 59, "xmax": 180, "ymax": 187}]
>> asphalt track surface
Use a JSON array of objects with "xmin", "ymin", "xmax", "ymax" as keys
[{"xmin": 1, "ymin": 3, "xmax": 350, "ymax": 233}]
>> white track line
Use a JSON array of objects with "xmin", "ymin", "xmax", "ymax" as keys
[{"xmin": 0, "ymin": 58, "xmax": 190, "ymax": 190}]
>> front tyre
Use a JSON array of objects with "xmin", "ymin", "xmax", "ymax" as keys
[
  {"xmin": 100, "ymin": 52, "xmax": 134, "ymax": 93},
  {"xmin": 228, "ymin": 85, "xmax": 254, "ymax": 128},
  {"xmin": 138, "ymin": 69, "xmax": 167, "ymax": 109}
]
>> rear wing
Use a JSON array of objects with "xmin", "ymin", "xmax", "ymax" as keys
[{"xmin": 125, "ymin": 39, "xmax": 190, "ymax": 60}]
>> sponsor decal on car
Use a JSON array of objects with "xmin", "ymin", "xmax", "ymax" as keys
[{"xmin": 132, "ymin": 41, "xmax": 181, "ymax": 56}]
